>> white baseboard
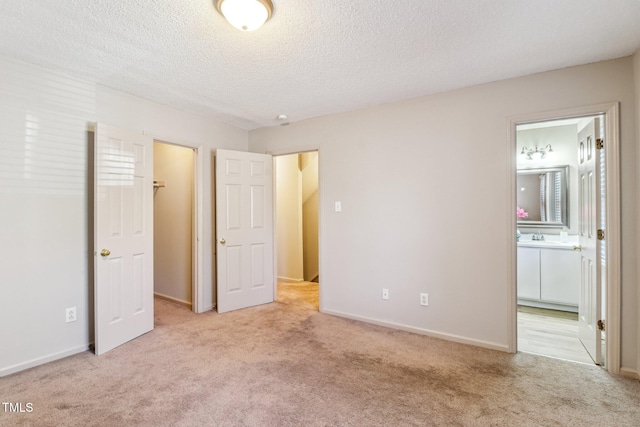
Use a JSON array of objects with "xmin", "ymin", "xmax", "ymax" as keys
[
  {"xmin": 620, "ymin": 367, "xmax": 640, "ymax": 380},
  {"xmin": 322, "ymin": 309, "xmax": 509, "ymax": 352},
  {"xmin": 0, "ymin": 345, "xmax": 89, "ymax": 377},
  {"xmin": 277, "ymin": 276, "xmax": 304, "ymax": 283},
  {"xmin": 154, "ymin": 292, "xmax": 192, "ymax": 309},
  {"xmin": 305, "ymin": 271, "xmax": 319, "ymax": 282}
]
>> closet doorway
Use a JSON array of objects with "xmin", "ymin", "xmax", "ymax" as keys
[
  {"xmin": 275, "ymin": 151, "xmax": 320, "ymax": 310},
  {"xmin": 153, "ymin": 141, "xmax": 197, "ymax": 311}
]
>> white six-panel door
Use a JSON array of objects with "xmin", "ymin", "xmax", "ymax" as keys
[
  {"xmin": 216, "ymin": 149, "xmax": 274, "ymax": 313},
  {"xmin": 95, "ymin": 124, "xmax": 154, "ymax": 355},
  {"xmin": 577, "ymin": 118, "xmax": 601, "ymax": 365}
]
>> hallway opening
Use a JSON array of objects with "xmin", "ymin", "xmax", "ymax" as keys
[{"xmin": 275, "ymin": 151, "xmax": 319, "ymax": 309}]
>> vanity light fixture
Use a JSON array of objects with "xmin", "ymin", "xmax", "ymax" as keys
[
  {"xmin": 215, "ymin": 0, "xmax": 273, "ymax": 32},
  {"xmin": 520, "ymin": 144, "xmax": 553, "ymax": 160}
]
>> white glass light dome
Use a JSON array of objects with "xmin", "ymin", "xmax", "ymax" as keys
[{"xmin": 215, "ymin": 0, "xmax": 273, "ymax": 32}]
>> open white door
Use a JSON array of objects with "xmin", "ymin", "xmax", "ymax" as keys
[
  {"xmin": 94, "ymin": 124, "xmax": 154, "ymax": 355},
  {"xmin": 577, "ymin": 118, "xmax": 601, "ymax": 365},
  {"xmin": 216, "ymin": 149, "xmax": 274, "ymax": 313}
]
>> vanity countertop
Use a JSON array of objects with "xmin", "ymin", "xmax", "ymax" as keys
[{"xmin": 517, "ymin": 235, "xmax": 580, "ymax": 249}]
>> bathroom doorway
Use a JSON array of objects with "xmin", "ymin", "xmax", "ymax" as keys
[
  {"xmin": 510, "ymin": 103, "xmax": 621, "ymax": 373},
  {"xmin": 516, "ymin": 117, "xmax": 595, "ymax": 364},
  {"xmin": 274, "ymin": 151, "xmax": 320, "ymax": 310}
]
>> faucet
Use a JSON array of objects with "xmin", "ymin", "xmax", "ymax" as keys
[{"xmin": 532, "ymin": 231, "xmax": 545, "ymax": 241}]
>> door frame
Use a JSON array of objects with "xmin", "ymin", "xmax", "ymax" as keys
[
  {"xmin": 507, "ymin": 102, "xmax": 621, "ymax": 374},
  {"xmin": 268, "ymin": 146, "xmax": 322, "ymax": 311},
  {"xmin": 153, "ymin": 138, "xmax": 205, "ymax": 313}
]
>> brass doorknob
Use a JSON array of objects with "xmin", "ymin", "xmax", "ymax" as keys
[
  {"xmin": 219, "ymin": 238, "xmax": 226, "ymax": 245},
  {"xmin": 100, "ymin": 249, "xmax": 111, "ymax": 257}
]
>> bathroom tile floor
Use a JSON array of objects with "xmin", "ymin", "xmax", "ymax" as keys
[{"xmin": 517, "ymin": 306, "xmax": 595, "ymax": 365}]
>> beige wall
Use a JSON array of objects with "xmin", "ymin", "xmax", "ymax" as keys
[
  {"xmin": 302, "ymin": 153, "xmax": 319, "ymax": 281},
  {"xmin": 634, "ymin": 50, "xmax": 640, "ymax": 378},
  {"xmin": 250, "ymin": 57, "xmax": 638, "ymax": 374},
  {"xmin": 301, "ymin": 152, "xmax": 319, "ymax": 203},
  {"xmin": 276, "ymin": 154, "xmax": 304, "ymax": 281},
  {"xmin": 303, "ymin": 190, "xmax": 319, "ymax": 281},
  {"xmin": 153, "ymin": 142, "xmax": 194, "ymax": 306}
]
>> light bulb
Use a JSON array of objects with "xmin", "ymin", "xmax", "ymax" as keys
[{"xmin": 218, "ymin": 0, "xmax": 272, "ymax": 32}]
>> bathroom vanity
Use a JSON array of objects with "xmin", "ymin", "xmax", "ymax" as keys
[{"xmin": 517, "ymin": 237, "xmax": 580, "ymax": 312}]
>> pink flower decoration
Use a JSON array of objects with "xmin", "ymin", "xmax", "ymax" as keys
[{"xmin": 517, "ymin": 207, "xmax": 529, "ymax": 218}]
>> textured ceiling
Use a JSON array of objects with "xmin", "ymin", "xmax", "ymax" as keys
[{"xmin": 1, "ymin": 1, "xmax": 640, "ymax": 130}]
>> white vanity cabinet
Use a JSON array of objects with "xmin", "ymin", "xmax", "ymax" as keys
[
  {"xmin": 517, "ymin": 244, "xmax": 580, "ymax": 311},
  {"xmin": 540, "ymin": 249, "xmax": 580, "ymax": 305},
  {"xmin": 517, "ymin": 247, "xmax": 540, "ymax": 300}
]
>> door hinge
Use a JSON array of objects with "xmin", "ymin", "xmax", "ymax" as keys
[
  {"xmin": 597, "ymin": 229, "xmax": 605, "ymax": 240},
  {"xmin": 596, "ymin": 138, "xmax": 604, "ymax": 149},
  {"xmin": 597, "ymin": 319, "xmax": 605, "ymax": 331}
]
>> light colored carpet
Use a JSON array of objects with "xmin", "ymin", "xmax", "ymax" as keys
[
  {"xmin": 278, "ymin": 280, "xmax": 319, "ymax": 310},
  {"xmin": 1, "ymin": 283, "xmax": 639, "ymax": 426}
]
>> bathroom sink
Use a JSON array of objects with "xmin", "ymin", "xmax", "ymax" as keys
[{"xmin": 518, "ymin": 239, "xmax": 577, "ymax": 248}]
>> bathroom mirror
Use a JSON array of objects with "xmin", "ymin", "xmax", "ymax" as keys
[{"xmin": 517, "ymin": 166, "xmax": 569, "ymax": 228}]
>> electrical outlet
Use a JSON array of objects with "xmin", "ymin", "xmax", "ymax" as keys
[
  {"xmin": 420, "ymin": 293, "xmax": 429, "ymax": 306},
  {"xmin": 66, "ymin": 307, "xmax": 77, "ymax": 323},
  {"xmin": 382, "ymin": 288, "xmax": 389, "ymax": 300}
]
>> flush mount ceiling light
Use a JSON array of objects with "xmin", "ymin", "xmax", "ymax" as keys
[{"xmin": 215, "ymin": 0, "xmax": 273, "ymax": 32}]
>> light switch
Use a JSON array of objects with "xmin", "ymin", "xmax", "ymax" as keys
[{"xmin": 335, "ymin": 201, "xmax": 342, "ymax": 212}]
